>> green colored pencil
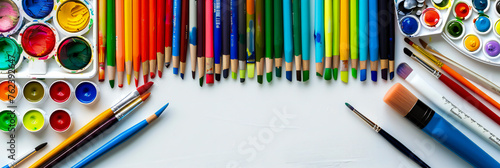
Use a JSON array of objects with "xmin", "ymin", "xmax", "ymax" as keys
[
  {"xmin": 265, "ymin": 0, "xmax": 273, "ymax": 82},
  {"xmin": 292, "ymin": 0, "xmax": 302, "ymax": 82},
  {"xmin": 106, "ymin": 0, "xmax": 116, "ymax": 88},
  {"xmin": 274, "ymin": 0, "xmax": 283, "ymax": 78},
  {"xmin": 332, "ymin": 0, "xmax": 340, "ymax": 80},
  {"xmin": 350, "ymin": 0, "xmax": 358, "ymax": 79}
]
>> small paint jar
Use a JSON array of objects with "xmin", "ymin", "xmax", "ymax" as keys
[
  {"xmin": 49, "ymin": 80, "xmax": 74, "ymax": 104},
  {"xmin": 18, "ymin": 21, "xmax": 59, "ymax": 61},
  {"xmin": 473, "ymin": 15, "xmax": 492, "ymax": 35},
  {"xmin": 20, "ymin": 0, "xmax": 55, "ymax": 22},
  {"xmin": 49, "ymin": 108, "xmax": 72, "ymax": 133},
  {"xmin": 399, "ymin": 15, "xmax": 421, "ymax": 37},
  {"xmin": 496, "ymin": 0, "xmax": 500, "ymax": 17},
  {"xmin": 0, "ymin": 36, "xmax": 23, "ymax": 73},
  {"xmin": 22, "ymin": 108, "xmax": 46, "ymax": 132},
  {"xmin": 0, "ymin": 0, "xmax": 24, "ymax": 36},
  {"xmin": 453, "ymin": 1, "xmax": 472, "ymax": 20},
  {"xmin": 483, "ymin": 40, "xmax": 500, "ymax": 59},
  {"xmin": 0, "ymin": 80, "xmax": 21, "ymax": 105},
  {"xmin": 75, "ymin": 81, "xmax": 99, "ymax": 105},
  {"xmin": 0, "ymin": 109, "xmax": 20, "ymax": 133},
  {"xmin": 494, "ymin": 19, "xmax": 500, "ymax": 38},
  {"xmin": 23, "ymin": 80, "xmax": 48, "ymax": 104},
  {"xmin": 420, "ymin": 8, "xmax": 442, "ymax": 29},
  {"xmin": 54, "ymin": 0, "xmax": 94, "ymax": 36},
  {"xmin": 55, "ymin": 36, "xmax": 94, "ymax": 73},
  {"xmin": 432, "ymin": 0, "xmax": 451, "ymax": 10},
  {"xmin": 472, "ymin": 0, "xmax": 490, "ymax": 13},
  {"xmin": 462, "ymin": 34, "xmax": 483, "ymax": 54},
  {"xmin": 445, "ymin": 20, "xmax": 465, "ymax": 40}
]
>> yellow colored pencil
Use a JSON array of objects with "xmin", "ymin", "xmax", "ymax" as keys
[
  {"xmin": 125, "ymin": 0, "xmax": 133, "ymax": 85},
  {"xmin": 340, "ymin": 0, "xmax": 349, "ymax": 83}
]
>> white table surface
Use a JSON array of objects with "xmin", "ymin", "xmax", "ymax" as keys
[{"xmin": 3, "ymin": 5, "xmax": 500, "ymax": 168}]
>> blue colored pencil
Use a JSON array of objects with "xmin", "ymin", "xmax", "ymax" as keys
[
  {"xmin": 214, "ymin": 0, "xmax": 222, "ymax": 81},
  {"xmin": 172, "ymin": 0, "xmax": 182, "ymax": 75},
  {"xmin": 72, "ymin": 103, "xmax": 169, "ymax": 168},
  {"xmin": 283, "ymin": 0, "xmax": 293, "ymax": 82},
  {"xmin": 368, "ymin": 0, "xmax": 378, "ymax": 82},
  {"xmin": 301, "ymin": 0, "xmax": 310, "ymax": 82},
  {"xmin": 314, "ymin": 0, "xmax": 324, "ymax": 77},
  {"xmin": 359, "ymin": 0, "xmax": 368, "ymax": 81},
  {"xmin": 230, "ymin": 0, "xmax": 239, "ymax": 79}
]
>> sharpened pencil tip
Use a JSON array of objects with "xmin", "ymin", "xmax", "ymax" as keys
[
  {"xmin": 275, "ymin": 67, "xmax": 282, "ymax": 77},
  {"xmin": 150, "ymin": 72, "xmax": 155, "ymax": 79},
  {"xmin": 381, "ymin": 69, "xmax": 388, "ymax": 80},
  {"xmin": 135, "ymin": 78, "xmax": 139, "ymax": 87},
  {"xmin": 155, "ymin": 103, "xmax": 169, "ymax": 117},
  {"xmin": 333, "ymin": 68, "xmax": 338, "ymax": 80},
  {"xmin": 303, "ymin": 70, "xmax": 309, "ymax": 82},
  {"xmin": 180, "ymin": 73, "xmax": 184, "ymax": 79},
  {"xmin": 143, "ymin": 75, "xmax": 148, "ymax": 83},
  {"xmin": 371, "ymin": 71, "xmax": 377, "ymax": 82},
  {"xmin": 232, "ymin": 72, "xmax": 237, "ymax": 79},
  {"xmin": 215, "ymin": 74, "xmax": 221, "ymax": 81},
  {"xmin": 360, "ymin": 69, "xmax": 367, "ymax": 81},
  {"xmin": 192, "ymin": 71, "xmax": 196, "ymax": 79},
  {"xmin": 286, "ymin": 71, "xmax": 292, "ymax": 82},
  {"xmin": 324, "ymin": 68, "xmax": 332, "ymax": 80},
  {"xmin": 296, "ymin": 71, "xmax": 301, "ymax": 81},
  {"xmin": 173, "ymin": 68, "xmax": 179, "ymax": 75},
  {"xmin": 127, "ymin": 75, "xmax": 131, "ymax": 84},
  {"xmin": 316, "ymin": 72, "xmax": 322, "ymax": 77},
  {"xmin": 240, "ymin": 78, "xmax": 245, "ymax": 83},
  {"xmin": 390, "ymin": 72, "xmax": 394, "ymax": 80},
  {"xmin": 258, "ymin": 75, "xmax": 263, "ymax": 84},
  {"xmin": 351, "ymin": 68, "xmax": 357, "ymax": 79},
  {"xmin": 223, "ymin": 69, "xmax": 229, "ymax": 78},
  {"xmin": 165, "ymin": 63, "xmax": 170, "ymax": 68},
  {"xmin": 158, "ymin": 71, "xmax": 163, "ymax": 78},
  {"xmin": 199, "ymin": 77, "xmax": 204, "ymax": 87},
  {"xmin": 118, "ymin": 84, "xmax": 123, "ymax": 88},
  {"xmin": 266, "ymin": 72, "xmax": 272, "ymax": 82},
  {"xmin": 109, "ymin": 80, "xmax": 114, "ymax": 88}
]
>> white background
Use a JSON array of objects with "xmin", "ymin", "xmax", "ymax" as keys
[{"xmin": 3, "ymin": 4, "xmax": 500, "ymax": 168}]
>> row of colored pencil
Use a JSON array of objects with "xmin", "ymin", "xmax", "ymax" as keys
[{"xmin": 97, "ymin": 0, "xmax": 396, "ymax": 87}]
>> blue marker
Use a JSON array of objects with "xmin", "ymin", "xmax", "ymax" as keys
[
  {"xmin": 283, "ymin": 0, "xmax": 294, "ymax": 82},
  {"xmin": 314, "ymin": 0, "xmax": 324, "ymax": 77},
  {"xmin": 368, "ymin": 0, "xmax": 378, "ymax": 82},
  {"xmin": 301, "ymin": 0, "xmax": 310, "ymax": 82},
  {"xmin": 214, "ymin": 0, "xmax": 222, "ymax": 80},
  {"xmin": 230, "ymin": 0, "xmax": 238, "ymax": 79},
  {"xmin": 172, "ymin": 0, "xmax": 182, "ymax": 75},
  {"xmin": 359, "ymin": 0, "xmax": 368, "ymax": 81}
]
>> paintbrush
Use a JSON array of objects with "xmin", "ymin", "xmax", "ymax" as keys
[{"xmin": 3, "ymin": 142, "xmax": 47, "ymax": 168}]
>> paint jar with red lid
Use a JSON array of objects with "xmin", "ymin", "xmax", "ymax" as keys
[
  {"xmin": 49, "ymin": 80, "xmax": 74, "ymax": 104},
  {"xmin": 49, "ymin": 108, "xmax": 72, "ymax": 133}
]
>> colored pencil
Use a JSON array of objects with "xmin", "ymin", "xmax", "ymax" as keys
[
  {"xmin": 379, "ymin": 0, "xmax": 389, "ymax": 80},
  {"xmin": 388, "ymin": 0, "xmax": 395, "ymax": 80},
  {"xmin": 350, "ymin": 0, "xmax": 358, "ymax": 79},
  {"xmin": 179, "ymin": 0, "xmax": 189, "ymax": 79},
  {"xmin": 206, "ymin": 0, "xmax": 215, "ymax": 84},
  {"xmin": 30, "ymin": 82, "xmax": 154, "ymax": 168},
  {"xmin": 165, "ymin": 0, "xmax": 173, "ymax": 68},
  {"xmin": 283, "ymin": 0, "xmax": 293, "ymax": 82},
  {"xmin": 314, "ymin": 0, "xmax": 324, "ymax": 77},
  {"xmin": 222, "ymin": 0, "xmax": 231, "ymax": 79},
  {"xmin": 157, "ymin": 0, "xmax": 166, "ymax": 78},
  {"xmin": 172, "ymin": 0, "xmax": 181, "ymax": 75},
  {"xmin": 3, "ymin": 143, "xmax": 47, "ymax": 168},
  {"xmin": 246, "ymin": 0, "xmax": 255, "ymax": 79},
  {"xmin": 369, "ymin": 0, "xmax": 378, "ymax": 82},
  {"xmin": 214, "ymin": 0, "xmax": 222, "ymax": 81},
  {"xmin": 274, "ymin": 0, "xmax": 283, "ymax": 78},
  {"xmin": 140, "ymin": 0, "xmax": 149, "ymax": 83},
  {"xmin": 301, "ymin": 0, "xmax": 310, "ymax": 82},
  {"xmin": 255, "ymin": 0, "xmax": 264, "ymax": 84},
  {"xmin": 132, "ymin": 0, "xmax": 140, "ymax": 87},
  {"xmin": 332, "ymin": 0, "xmax": 340, "ymax": 80},
  {"xmin": 149, "ymin": 0, "xmax": 157, "ymax": 79},
  {"xmin": 106, "ymin": 0, "xmax": 116, "ymax": 88},
  {"xmin": 359, "ymin": 0, "xmax": 368, "ymax": 81},
  {"xmin": 98, "ymin": 0, "xmax": 106, "ymax": 82},
  {"xmin": 124, "ymin": 0, "xmax": 133, "ymax": 85},
  {"xmin": 324, "ymin": 0, "xmax": 332, "ymax": 80},
  {"xmin": 198, "ymin": 0, "xmax": 206, "ymax": 86},
  {"xmin": 189, "ymin": 0, "xmax": 198, "ymax": 79},
  {"xmin": 345, "ymin": 103, "xmax": 430, "ymax": 168},
  {"xmin": 265, "ymin": 0, "xmax": 273, "ymax": 82},
  {"xmin": 238, "ymin": 0, "xmax": 247, "ymax": 83},
  {"xmin": 116, "ymin": 0, "xmax": 124, "ymax": 88},
  {"xmin": 292, "ymin": 0, "xmax": 302, "ymax": 82},
  {"xmin": 230, "ymin": 0, "xmax": 239, "ymax": 79},
  {"xmin": 42, "ymin": 93, "xmax": 151, "ymax": 167},
  {"xmin": 339, "ymin": 0, "xmax": 349, "ymax": 83},
  {"xmin": 72, "ymin": 104, "xmax": 169, "ymax": 168}
]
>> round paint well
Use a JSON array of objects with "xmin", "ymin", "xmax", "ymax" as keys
[
  {"xmin": 453, "ymin": 1, "xmax": 472, "ymax": 20},
  {"xmin": 496, "ymin": 0, "xmax": 500, "ymax": 17},
  {"xmin": 49, "ymin": 109, "xmax": 71, "ymax": 132},
  {"xmin": 49, "ymin": 80, "xmax": 74, "ymax": 104},
  {"xmin": 22, "ymin": 108, "xmax": 45, "ymax": 132},
  {"xmin": 54, "ymin": 0, "xmax": 92, "ymax": 36},
  {"xmin": 21, "ymin": 0, "xmax": 54, "ymax": 21},
  {"xmin": 55, "ymin": 36, "xmax": 93, "ymax": 73},
  {"xmin": 75, "ymin": 81, "xmax": 98, "ymax": 105},
  {"xmin": 22, "ymin": 80, "xmax": 47, "ymax": 104},
  {"xmin": 473, "ymin": 15, "xmax": 492, "ymax": 34},
  {"xmin": 0, "ymin": 0, "xmax": 23, "ymax": 36},
  {"xmin": 462, "ymin": 34, "xmax": 482, "ymax": 54},
  {"xmin": 19, "ymin": 22, "xmax": 58, "ymax": 60},
  {"xmin": 494, "ymin": 19, "xmax": 500, "ymax": 38},
  {"xmin": 0, "ymin": 80, "xmax": 21, "ymax": 104},
  {"xmin": 0, "ymin": 109, "xmax": 18, "ymax": 133},
  {"xmin": 483, "ymin": 40, "xmax": 500, "ymax": 58},
  {"xmin": 399, "ymin": 15, "xmax": 421, "ymax": 36},
  {"xmin": 445, "ymin": 20, "xmax": 465, "ymax": 40},
  {"xmin": 472, "ymin": 0, "xmax": 490, "ymax": 13},
  {"xmin": 0, "ymin": 37, "xmax": 23, "ymax": 72},
  {"xmin": 432, "ymin": 0, "xmax": 451, "ymax": 10},
  {"xmin": 420, "ymin": 8, "xmax": 442, "ymax": 29}
]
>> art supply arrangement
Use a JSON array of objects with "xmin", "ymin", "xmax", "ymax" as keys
[
  {"xmin": 395, "ymin": 0, "xmax": 454, "ymax": 37},
  {"xmin": 442, "ymin": 0, "xmax": 500, "ymax": 66}
]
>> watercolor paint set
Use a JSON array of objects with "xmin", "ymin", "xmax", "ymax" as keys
[
  {"xmin": 442, "ymin": 0, "xmax": 500, "ymax": 66},
  {"xmin": 0, "ymin": 0, "xmax": 97, "ymax": 79},
  {"xmin": 395, "ymin": 0, "xmax": 455, "ymax": 37},
  {"xmin": 0, "ymin": 108, "xmax": 73, "ymax": 133}
]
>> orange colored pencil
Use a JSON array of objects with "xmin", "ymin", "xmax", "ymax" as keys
[
  {"xmin": 141, "ymin": 0, "xmax": 149, "ymax": 83},
  {"xmin": 157, "ymin": 0, "xmax": 166, "ymax": 78},
  {"xmin": 98, "ymin": 0, "xmax": 106, "ymax": 82},
  {"xmin": 116, "ymin": 0, "xmax": 125, "ymax": 88},
  {"xmin": 133, "ymin": 0, "xmax": 140, "ymax": 87},
  {"xmin": 149, "ymin": 0, "xmax": 157, "ymax": 78}
]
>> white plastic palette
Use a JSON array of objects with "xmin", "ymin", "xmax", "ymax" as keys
[
  {"xmin": 442, "ymin": 0, "xmax": 500, "ymax": 66},
  {"xmin": 395, "ymin": 0, "xmax": 455, "ymax": 37},
  {"xmin": 0, "ymin": 0, "xmax": 97, "ymax": 79}
]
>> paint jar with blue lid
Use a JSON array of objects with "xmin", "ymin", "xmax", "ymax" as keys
[
  {"xmin": 0, "ymin": 109, "xmax": 20, "ymax": 133},
  {"xmin": 53, "ymin": 0, "xmax": 94, "ymax": 36},
  {"xmin": 75, "ymin": 81, "xmax": 99, "ymax": 105},
  {"xmin": 20, "ymin": 0, "xmax": 55, "ymax": 22},
  {"xmin": 55, "ymin": 36, "xmax": 94, "ymax": 73},
  {"xmin": 399, "ymin": 15, "xmax": 421, "ymax": 37},
  {"xmin": 483, "ymin": 40, "xmax": 500, "ymax": 59},
  {"xmin": 473, "ymin": 15, "xmax": 492, "ymax": 34},
  {"xmin": 0, "ymin": 36, "xmax": 23, "ymax": 73},
  {"xmin": 472, "ymin": 0, "xmax": 490, "ymax": 13},
  {"xmin": 0, "ymin": 0, "xmax": 24, "ymax": 36}
]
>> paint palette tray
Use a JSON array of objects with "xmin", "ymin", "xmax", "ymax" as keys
[
  {"xmin": 395, "ymin": 0, "xmax": 455, "ymax": 37},
  {"xmin": 442, "ymin": 0, "xmax": 500, "ymax": 66},
  {"xmin": 0, "ymin": 0, "xmax": 97, "ymax": 79}
]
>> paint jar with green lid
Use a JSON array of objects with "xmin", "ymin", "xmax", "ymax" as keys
[
  {"xmin": 0, "ymin": 36, "xmax": 23, "ymax": 73},
  {"xmin": 445, "ymin": 19, "xmax": 465, "ymax": 40},
  {"xmin": 0, "ymin": 109, "xmax": 19, "ymax": 133},
  {"xmin": 23, "ymin": 80, "xmax": 48, "ymax": 104},
  {"xmin": 22, "ymin": 108, "xmax": 46, "ymax": 133},
  {"xmin": 55, "ymin": 36, "xmax": 94, "ymax": 73}
]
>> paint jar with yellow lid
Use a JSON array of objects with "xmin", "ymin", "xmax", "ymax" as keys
[
  {"xmin": 462, "ymin": 34, "xmax": 483, "ymax": 54},
  {"xmin": 53, "ymin": 0, "xmax": 94, "ymax": 36}
]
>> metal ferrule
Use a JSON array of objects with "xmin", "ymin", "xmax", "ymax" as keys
[
  {"xmin": 352, "ymin": 108, "xmax": 381, "ymax": 132},
  {"xmin": 9, "ymin": 150, "xmax": 35, "ymax": 167},
  {"xmin": 110, "ymin": 91, "xmax": 140, "ymax": 113},
  {"xmin": 412, "ymin": 55, "xmax": 442, "ymax": 78},
  {"xmin": 115, "ymin": 98, "xmax": 143, "ymax": 121}
]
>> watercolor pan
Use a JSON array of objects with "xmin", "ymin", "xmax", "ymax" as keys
[
  {"xmin": 49, "ymin": 108, "xmax": 72, "ymax": 132},
  {"xmin": 49, "ymin": 80, "xmax": 74, "ymax": 104},
  {"xmin": 0, "ymin": 36, "xmax": 23, "ymax": 72},
  {"xmin": 0, "ymin": 109, "xmax": 19, "ymax": 133},
  {"xmin": 0, "ymin": 0, "xmax": 97, "ymax": 79},
  {"xmin": 75, "ymin": 81, "xmax": 98, "ymax": 105},
  {"xmin": 22, "ymin": 108, "xmax": 46, "ymax": 132},
  {"xmin": 395, "ymin": 0, "xmax": 455, "ymax": 37},
  {"xmin": 23, "ymin": 80, "xmax": 48, "ymax": 104},
  {"xmin": 0, "ymin": 80, "xmax": 21, "ymax": 104},
  {"xmin": 55, "ymin": 36, "xmax": 94, "ymax": 73},
  {"xmin": 0, "ymin": 0, "xmax": 24, "ymax": 37},
  {"xmin": 442, "ymin": 0, "xmax": 500, "ymax": 66}
]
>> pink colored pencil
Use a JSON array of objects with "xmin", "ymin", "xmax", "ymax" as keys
[
  {"xmin": 157, "ymin": 0, "xmax": 166, "ymax": 78},
  {"xmin": 205, "ymin": 0, "xmax": 214, "ymax": 84}
]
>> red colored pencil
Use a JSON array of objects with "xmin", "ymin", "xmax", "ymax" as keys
[
  {"xmin": 140, "ymin": 0, "xmax": 149, "ymax": 83},
  {"xmin": 165, "ymin": 0, "xmax": 173, "ymax": 68},
  {"xmin": 133, "ymin": 0, "xmax": 140, "ymax": 87},
  {"xmin": 157, "ymin": 0, "xmax": 166, "ymax": 78},
  {"xmin": 179, "ymin": 0, "xmax": 189, "ymax": 79},
  {"xmin": 149, "ymin": 0, "xmax": 157, "ymax": 79}
]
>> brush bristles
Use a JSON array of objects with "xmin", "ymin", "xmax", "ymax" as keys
[
  {"xmin": 403, "ymin": 48, "xmax": 413, "ymax": 57},
  {"xmin": 419, "ymin": 38, "xmax": 429, "ymax": 48},
  {"xmin": 384, "ymin": 83, "xmax": 418, "ymax": 117},
  {"xmin": 396, "ymin": 63, "xmax": 413, "ymax": 80},
  {"xmin": 404, "ymin": 37, "xmax": 413, "ymax": 45}
]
